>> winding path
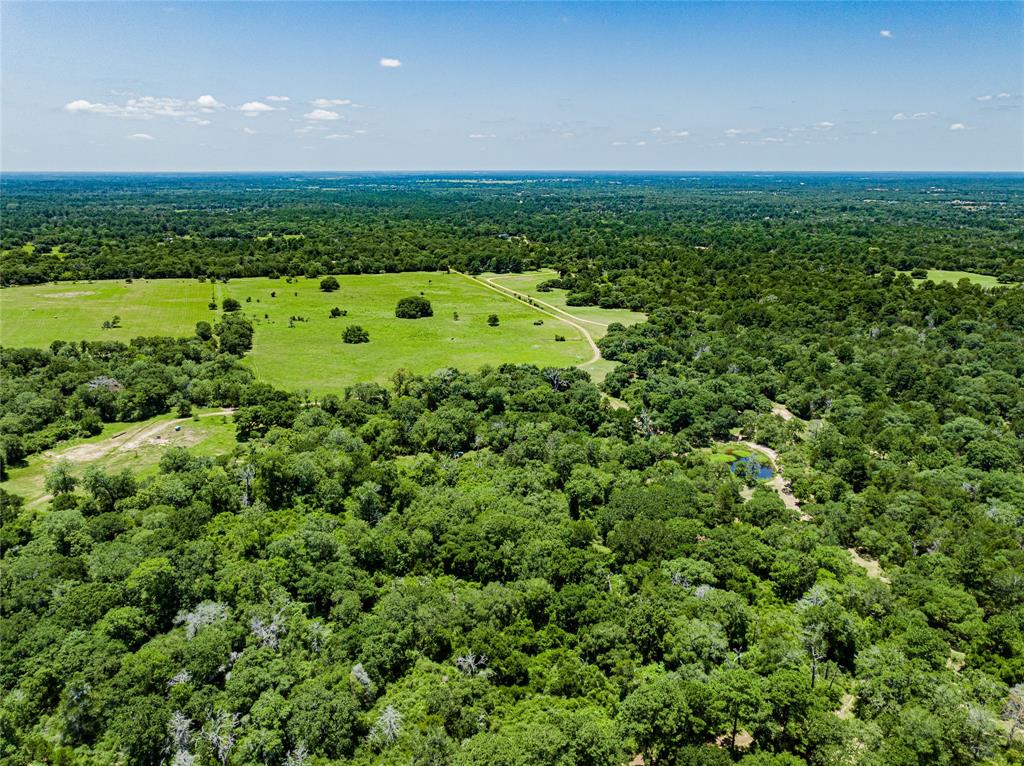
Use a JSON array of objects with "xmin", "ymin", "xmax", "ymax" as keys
[
  {"xmin": 734, "ymin": 439, "xmax": 811, "ymax": 521},
  {"xmin": 452, "ymin": 270, "xmax": 603, "ymax": 368}
]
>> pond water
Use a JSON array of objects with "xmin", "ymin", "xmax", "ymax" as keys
[{"xmin": 729, "ymin": 455, "xmax": 774, "ymax": 480}]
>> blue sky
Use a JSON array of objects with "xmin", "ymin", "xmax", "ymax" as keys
[{"xmin": 2, "ymin": 1, "xmax": 1021, "ymax": 171}]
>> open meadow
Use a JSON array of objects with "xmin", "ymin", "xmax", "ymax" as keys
[
  {"xmin": 901, "ymin": 269, "xmax": 1008, "ymax": 288},
  {"xmin": 0, "ymin": 409, "xmax": 236, "ymax": 507},
  {"xmin": 0, "ymin": 271, "xmax": 642, "ymax": 392}
]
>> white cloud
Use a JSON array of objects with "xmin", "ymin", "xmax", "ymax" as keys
[
  {"xmin": 891, "ymin": 112, "xmax": 907, "ymax": 120},
  {"xmin": 611, "ymin": 140, "xmax": 628, "ymax": 146},
  {"xmin": 265, "ymin": 95, "xmax": 290, "ymax": 102},
  {"xmin": 975, "ymin": 94, "xmax": 993, "ymax": 102},
  {"xmin": 242, "ymin": 127, "xmax": 257, "ymax": 135},
  {"xmin": 379, "ymin": 57, "xmax": 402, "ymax": 68},
  {"xmin": 65, "ymin": 96, "xmax": 194, "ymax": 118},
  {"xmin": 763, "ymin": 137, "xmax": 785, "ymax": 143},
  {"xmin": 325, "ymin": 133, "xmax": 351, "ymax": 140},
  {"xmin": 912, "ymin": 111, "xmax": 937, "ymax": 120},
  {"xmin": 295, "ymin": 124, "xmax": 328, "ymax": 135},
  {"xmin": 879, "ymin": 29, "xmax": 893, "ymax": 38},
  {"xmin": 633, "ymin": 140, "xmax": 647, "ymax": 146},
  {"xmin": 814, "ymin": 121, "xmax": 835, "ymax": 130},
  {"xmin": 187, "ymin": 117, "xmax": 212, "ymax": 126},
  {"xmin": 127, "ymin": 133, "xmax": 154, "ymax": 140},
  {"xmin": 469, "ymin": 133, "xmax": 496, "ymax": 139},
  {"xmin": 949, "ymin": 122, "xmax": 966, "ymax": 131},
  {"xmin": 725, "ymin": 127, "xmax": 757, "ymax": 136},
  {"xmin": 304, "ymin": 109, "xmax": 341, "ymax": 121},
  {"xmin": 312, "ymin": 98, "xmax": 352, "ymax": 108},
  {"xmin": 997, "ymin": 92, "xmax": 1011, "ymax": 98},
  {"xmin": 195, "ymin": 94, "xmax": 224, "ymax": 109},
  {"xmin": 65, "ymin": 99, "xmax": 114, "ymax": 114},
  {"xmin": 651, "ymin": 127, "xmax": 688, "ymax": 138},
  {"xmin": 240, "ymin": 101, "xmax": 278, "ymax": 116}
]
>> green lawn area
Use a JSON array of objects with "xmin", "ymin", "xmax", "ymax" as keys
[
  {"xmin": 902, "ymin": 270, "xmax": 1006, "ymax": 288},
  {"xmin": 0, "ymin": 278, "xmax": 214, "ymax": 347},
  {"xmin": 0, "ymin": 410, "xmax": 236, "ymax": 507},
  {"xmin": 479, "ymin": 269, "xmax": 646, "ymax": 339},
  {"xmin": 1, "ymin": 271, "xmax": 627, "ymax": 392}
]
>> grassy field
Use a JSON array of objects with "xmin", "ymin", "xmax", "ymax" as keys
[
  {"xmin": 479, "ymin": 269, "xmax": 646, "ymax": 339},
  {"xmin": 0, "ymin": 410, "xmax": 236, "ymax": 507},
  {"xmin": 0, "ymin": 271, "xmax": 636, "ymax": 392},
  {"xmin": 902, "ymin": 270, "xmax": 1005, "ymax": 288}
]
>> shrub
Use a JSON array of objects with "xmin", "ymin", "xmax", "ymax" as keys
[
  {"xmin": 487, "ymin": 314, "xmax": 499, "ymax": 327},
  {"xmin": 222, "ymin": 297, "xmax": 241, "ymax": 312},
  {"xmin": 395, "ymin": 296, "xmax": 433, "ymax": 319},
  {"xmin": 320, "ymin": 276, "xmax": 340, "ymax": 292},
  {"xmin": 343, "ymin": 325, "xmax": 370, "ymax": 344}
]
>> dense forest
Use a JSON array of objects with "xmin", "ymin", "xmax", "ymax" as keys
[{"xmin": 1, "ymin": 174, "xmax": 1023, "ymax": 766}]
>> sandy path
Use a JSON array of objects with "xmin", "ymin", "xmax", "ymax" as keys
[
  {"xmin": 484, "ymin": 274, "xmax": 613, "ymax": 329},
  {"xmin": 847, "ymin": 548, "xmax": 890, "ymax": 583},
  {"xmin": 452, "ymin": 271, "xmax": 602, "ymax": 367},
  {"xmin": 57, "ymin": 409, "xmax": 235, "ymax": 465},
  {"xmin": 734, "ymin": 439, "xmax": 811, "ymax": 520}
]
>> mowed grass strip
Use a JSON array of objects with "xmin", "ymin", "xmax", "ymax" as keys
[
  {"xmin": 901, "ymin": 270, "xmax": 1006, "ymax": 288},
  {"xmin": 1, "ymin": 272, "xmax": 595, "ymax": 392},
  {"xmin": 480, "ymin": 269, "xmax": 647, "ymax": 339}
]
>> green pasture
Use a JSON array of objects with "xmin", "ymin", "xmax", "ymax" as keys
[
  {"xmin": 0, "ymin": 410, "xmax": 236, "ymax": 507},
  {"xmin": 479, "ymin": 269, "xmax": 646, "ymax": 338},
  {"xmin": 902, "ymin": 270, "xmax": 1005, "ymax": 288},
  {"xmin": 0, "ymin": 271, "xmax": 638, "ymax": 392}
]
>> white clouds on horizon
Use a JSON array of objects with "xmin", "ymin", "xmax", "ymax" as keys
[
  {"xmin": 949, "ymin": 122, "xmax": 967, "ymax": 130},
  {"xmin": 304, "ymin": 109, "xmax": 342, "ymax": 121},
  {"xmin": 892, "ymin": 111, "xmax": 937, "ymax": 121},
  {"xmin": 265, "ymin": 95, "xmax": 290, "ymax": 102},
  {"xmin": 379, "ymin": 57, "xmax": 402, "ymax": 68},
  {"xmin": 879, "ymin": 29, "xmax": 893, "ymax": 38},
  {"xmin": 469, "ymin": 133, "xmax": 496, "ymax": 139},
  {"xmin": 65, "ymin": 94, "xmax": 227, "ymax": 119},
  {"xmin": 240, "ymin": 101, "xmax": 280, "ymax": 116},
  {"xmin": 127, "ymin": 133, "xmax": 154, "ymax": 140},
  {"xmin": 312, "ymin": 98, "xmax": 352, "ymax": 108}
]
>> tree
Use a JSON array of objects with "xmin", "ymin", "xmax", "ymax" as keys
[
  {"xmin": 1004, "ymin": 684, "xmax": 1024, "ymax": 746},
  {"xmin": 222, "ymin": 297, "xmax": 241, "ymax": 312},
  {"xmin": 329, "ymin": 307, "xmax": 344, "ymax": 318},
  {"xmin": 487, "ymin": 314, "xmax": 499, "ymax": 327},
  {"xmin": 44, "ymin": 459, "xmax": 77, "ymax": 496},
  {"xmin": 195, "ymin": 320, "xmax": 213, "ymax": 341},
  {"xmin": 343, "ymin": 325, "xmax": 370, "ymax": 344},
  {"xmin": 395, "ymin": 296, "xmax": 433, "ymax": 319},
  {"xmin": 214, "ymin": 313, "xmax": 254, "ymax": 355},
  {"xmin": 320, "ymin": 276, "xmax": 340, "ymax": 292}
]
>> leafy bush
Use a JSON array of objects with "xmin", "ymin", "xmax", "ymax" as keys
[{"xmin": 395, "ymin": 296, "xmax": 433, "ymax": 319}]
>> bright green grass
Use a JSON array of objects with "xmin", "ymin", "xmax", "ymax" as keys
[
  {"xmin": 0, "ymin": 410, "xmax": 236, "ymax": 506},
  {"xmin": 0, "ymin": 278, "xmax": 215, "ymax": 347},
  {"xmin": 480, "ymin": 269, "xmax": 646, "ymax": 338},
  {"xmin": 232, "ymin": 272, "xmax": 594, "ymax": 391},
  {"xmin": 0, "ymin": 272, "xmax": 611, "ymax": 392},
  {"xmin": 902, "ymin": 270, "xmax": 1004, "ymax": 288}
]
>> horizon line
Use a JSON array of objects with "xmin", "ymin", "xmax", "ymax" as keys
[{"xmin": 3, "ymin": 169, "xmax": 1023, "ymax": 176}]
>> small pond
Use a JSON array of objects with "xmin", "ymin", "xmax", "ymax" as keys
[{"xmin": 729, "ymin": 455, "xmax": 774, "ymax": 480}]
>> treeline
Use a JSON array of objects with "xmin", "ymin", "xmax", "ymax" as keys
[{"xmin": 1, "ymin": 174, "xmax": 1021, "ymax": 287}]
